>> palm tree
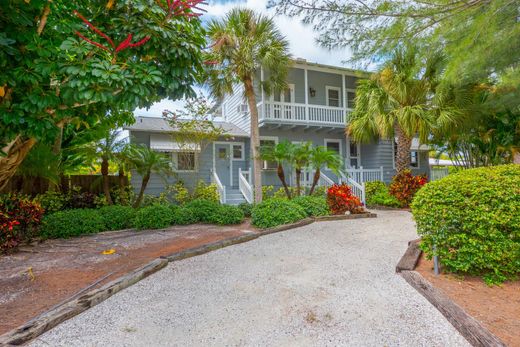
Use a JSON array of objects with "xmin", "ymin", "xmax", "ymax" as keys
[
  {"xmin": 259, "ymin": 140, "xmax": 296, "ymax": 199},
  {"xmin": 95, "ymin": 130, "xmax": 127, "ymax": 205},
  {"xmin": 205, "ymin": 8, "xmax": 291, "ymax": 203},
  {"xmin": 125, "ymin": 144, "xmax": 172, "ymax": 208},
  {"xmin": 308, "ymin": 146, "xmax": 343, "ymax": 195},
  {"xmin": 348, "ymin": 45, "xmax": 459, "ymax": 173},
  {"xmin": 292, "ymin": 142, "xmax": 312, "ymax": 196}
]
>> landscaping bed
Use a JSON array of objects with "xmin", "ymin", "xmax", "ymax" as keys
[
  {"xmin": 0, "ymin": 222, "xmax": 257, "ymax": 335},
  {"xmin": 415, "ymin": 254, "xmax": 520, "ymax": 347}
]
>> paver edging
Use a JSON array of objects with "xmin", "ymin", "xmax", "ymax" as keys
[
  {"xmin": 0, "ymin": 212, "xmax": 378, "ymax": 346},
  {"xmin": 397, "ymin": 240, "xmax": 506, "ymax": 347}
]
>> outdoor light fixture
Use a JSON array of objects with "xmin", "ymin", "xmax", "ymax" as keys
[{"xmin": 309, "ymin": 87, "xmax": 316, "ymax": 97}]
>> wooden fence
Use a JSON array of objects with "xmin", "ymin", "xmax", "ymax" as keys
[{"xmin": 0, "ymin": 175, "xmax": 129, "ymax": 196}]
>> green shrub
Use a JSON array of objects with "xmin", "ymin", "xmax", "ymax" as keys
[
  {"xmin": 292, "ymin": 196, "xmax": 330, "ymax": 217},
  {"xmin": 365, "ymin": 181, "xmax": 401, "ymax": 208},
  {"xmin": 310, "ymin": 185, "xmax": 327, "ymax": 197},
  {"xmin": 365, "ymin": 181, "xmax": 387, "ymax": 200},
  {"xmin": 411, "ymin": 165, "xmax": 520, "ymax": 285},
  {"xmin": 251, "ymin": 198, "xmax": 307, "ymax": 229},
  {"xmin": 238, "ymin": 202, "xmax": 253, "ymax": 217},
  {"xmin": 169, "ymin": 205, "xmax": 198, "ymax": 225},
  {"xmin": 98, "ymin": 205, "xmax": 136, "ymax": 230},
  {"xmin": 133, "ymin": 204, "xmax": 174, "ymax": 230},
  {"xmin": 140, "ymin": 194, "xmax": 169, "ymax": 207},
  {"xmin": 207, "ymin": 205, "xmax": 245, "ymax": 225},
  {"xmin": 41, "ymin": 209, "xmax": 106, "ymax": 239},
  {"xmin": 34, "ymin": 191, "xmax": 67, "ymax": 214},
  {"xmin": 184, "ymin": 199, "xmax": 221, "ymax": 223},
  {"xmin": 192, "ymin": 181, "xmax": 219, "ymax": 202}
]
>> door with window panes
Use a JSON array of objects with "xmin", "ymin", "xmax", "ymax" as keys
[{"xmin": 272, "ymin": 84, "xmax": 295, "ymax": 119}]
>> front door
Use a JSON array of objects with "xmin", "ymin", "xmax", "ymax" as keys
[{"xmin": 215, "ymin": 144, "xmax": 231, "ymax": 186}]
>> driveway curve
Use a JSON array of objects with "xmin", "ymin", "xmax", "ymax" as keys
[{"xmin": 30, "ymin": 210, "xmax": 469, "ymax": 347}]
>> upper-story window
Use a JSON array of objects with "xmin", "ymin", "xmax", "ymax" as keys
[
  {"xmin": 347, "ymin": 89, "xmax": 356, "ymax": 109},
  {"xmin": 272, "ymin": 84, "xmax": 294, "ymax": 103},
  {"xmin": 326, "ymin": 86, "xmax": 341, "ymax": 107}
]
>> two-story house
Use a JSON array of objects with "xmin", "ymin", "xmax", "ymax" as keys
[{"xmin": 126, "ymin": 58, "xmax": 430, "ymax": 205}]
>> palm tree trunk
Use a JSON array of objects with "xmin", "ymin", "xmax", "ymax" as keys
[
  {"xmin": 295, "ymin": 168, "xmax": 302, "ymax": 196},
  {"xmin": 514, "ymin": 152, "xmax": 520, "ymax": 164},
  {"xmin": 395, "ymin": 125, "xmax": 412, "ymax": 174},
  {"xmin": 309, "ymin": 168, "xmax": 320, "ymax": 195},
  {"xmin": 133, "ymin": 172, "xmax": 150, "ymax": 208},
  {"xmin": 244, "ymin": 77, "xmax": 262, "ymax": 203},
  {"xmin": 101, "ymin": 157, "xmax": 113, "ymax": 205},
  {"xmin": 118, "ymin": 166, "xmax": 127, "ymax": 205},
  {"xmin": 0, "ymin": 137, "xmax": 37, "ymax": 190},
  {"xmin": 277, "ymin": 163, "xmax": 291, "ymax": 199}
]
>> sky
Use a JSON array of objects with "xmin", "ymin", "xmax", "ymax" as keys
[{"xmin": 134, "ymin": 0, "xmax": 354, "ymax": 118}]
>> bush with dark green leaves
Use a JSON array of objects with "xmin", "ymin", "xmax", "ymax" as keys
[
  {"xmin": 411, "ymin": 165, "xmax": 520, "ymax": 285},
  {"xmin": 251, "ymin": 198, "xmax": 307, "ymax": 229},
  {"xmin": 98, "ymin": 205, "xmax": 136, "ymax": 230},
  {"xmin": 133, "ymin": 204, "xmax": 174, "ymax": 230},
  {"xmin": 291, "ymin": 196, "xmax": 330, "ymax": 217},
  {"xmin": 169, "ymin": 205, "xmax": 198, "ymax": 225},
  {"xmin": 40, "ymin": 209, "xmax": 106, "ymax": 239},
  {"xmin": 238, "ymin": 202, "xmax": 253, "ymax": 217},
  {"xmin": 365, "ymin": 181, "xmax": 401, "ymax": 208},
  {"xmin": 184, "ymin": 199, "xmax": 221, "ymax": 223},
  {"xmin": 207, "ymin": 205, "xmax": 245, "ymax": 225}
]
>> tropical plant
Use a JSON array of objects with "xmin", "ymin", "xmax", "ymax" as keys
[
  {"xmin": 205, "ymin": 8, "xmax": 292, "ymax": 203},
  {"xmin": 293, "ymin": 142, "xmax": 312, "ymax": 196},
  {"xmin": 259, "ymin": 140, "xmax": 296, "ymax": 199},
  {"xmin": 251, "ymin": 198, "xmax": 307, "ymax": 228},
  {"xmin": 291, "ymin": 196, "xmax": 330, "ymax": 217},
  {"xmin": 125, "ymin": 145, "xmax": 173, "ymax": 208},
  {"xmin": 0, "ymin": 1, "xmax": 206, "ymax": 190},
  {"xmin": 326, "ymin": 183, "xmax": 364, "ymax": 215},
  {"xmin": 388, "ymin": 170, "xmax": 427, "ymax": 207},
  {"xmin": 347, "ymin": 45, "xmax": 461, "ymax": 174},
  {"xmin": 308, "ymin": 146, "xmax": 343, "ymax": 195}
]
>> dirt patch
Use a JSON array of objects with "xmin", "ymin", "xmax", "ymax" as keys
[
  {"xmin": 0, "ymin": 222, "xmax": 258, "ymax": 335},
  {"xmin": 416, "ymin": 254, "xmax": 520, "ymax": 346}
]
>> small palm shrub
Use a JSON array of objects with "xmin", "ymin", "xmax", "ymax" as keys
[
  {"xmin": 133, "ymin": 204, "xmax": 174, "ymax": 230},
  {"xmin": 326, "ymin": 184, "xmax": 364, "ymax": 215},
  {"xmin": 411, "ymin": 165, "xmax": 520, "ymax": 285},
  {"xmin": 207, "ymin": 205, "xmax": 245, "ymax": 225},
  {"xmin": 98, "ymin": 205, "xmax": 136, "ymax": 230},
  {"xmin": 292, "ymin": 196, "xmax": 330, "ymax": 217},
  {"xmin": 40, "ymin": 209, "xmax": 106, "ymax": 239},
  {"xmin": 389, "ymin": 170, "xmax": 427, "ymax": 207},
  {"xmin": 251, "ymin": 198, "xmax": 307, "ymax": 228}
]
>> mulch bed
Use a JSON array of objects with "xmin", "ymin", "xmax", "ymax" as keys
[
  {"xmin": 0, "ymin": 222, "xmax": 258, "ymax": 335},
  {"xmin": 415, "ymin": 254, "xmax": 520, "ymax": 347}
]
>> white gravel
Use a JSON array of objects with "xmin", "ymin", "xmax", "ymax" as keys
[{"xmin": 30, "ymin": 211, "xmax": 469, "ymax": 347}]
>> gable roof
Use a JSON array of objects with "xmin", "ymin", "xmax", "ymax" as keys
[{"xmin": 125, "ymin": 116, "xmax": 249, "ymax": 138}]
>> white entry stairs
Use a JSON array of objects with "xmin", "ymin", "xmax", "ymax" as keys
[{"xmin": 226, "ymin": 188, "xmax": 247, "ymax": 205}]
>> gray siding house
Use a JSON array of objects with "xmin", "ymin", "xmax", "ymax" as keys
[{"xmin": 126, "ymin": 59, "xmax": 430, "ymax": 205}]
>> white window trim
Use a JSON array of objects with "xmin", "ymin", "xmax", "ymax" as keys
[
  {"xmin": 392, "ymin": 139, "xmax": 421, "ymax": 169},
  {"xmin": 346, "ymin": 88, "xmax": 356, "ymax": 110},
  {"xmin": 260, "ymin": 136, "xmax": 279, "ymax": 170},
  {"xmin": 172, "ymin": 152, "xmax": 198, "ymax": 173},
  {"xmin": 324, "ymin": 138, "xmax": 343, "ymax": 157},
  {"xmin": 346, "ymin": 139, "xmax": 360, "ymax": 168},
  {"xmin": 270, "ymin": 84, "xmax": 295, "ymax": 103},
  {"xmin": 231, "ymin": 143, "xmax": 245, "ymax": 161},
  {"xmin": 325, "ymin": 86, "xmax": 342, "ymax": 107}
]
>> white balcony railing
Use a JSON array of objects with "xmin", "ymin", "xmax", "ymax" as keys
[
  {"xmin": 258, "ymin": 101, "xmax": 348, "ymax": 126},
  {"xmin": 346, "ymin": 166, "xmax": 384, "ymax": 183}
]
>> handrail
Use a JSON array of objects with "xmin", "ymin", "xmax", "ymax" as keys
[
  {"xmin": 211, "ymin": 169, "xmax": 226, "ymax": 204},
  {"xmin": 340, "ymin": 172, "xmax": 366, "ymax": 205},
  {"xmin": 344, "ymin": 166, "xmax": 384, "ymax": 183},
  {"xmin": 319, "ymin": 171, "xmax": 335, "ymax": 186},
  {"xmin": 238, "ymin": 168, "xmax": 253, "ymax": 203}
]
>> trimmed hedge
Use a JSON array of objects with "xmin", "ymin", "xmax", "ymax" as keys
[
  {"xmin": 238, "ymin": 202, "xmax": 253, "ymax": 217},
  {"xmin": 169, "ymin": 205, "xmax": 198, "ymax": 225},
  {"xmin": 252, "ymin": 198, "xmax": 307, "ymax": 229},
  {"xmin": 411, "ymin": 164, "xmax": 520, "ymax": 284},
  {"xmin": 41, "ymin": 209, "xmax": 106, "ymax": 239},
  {"xmin": 291, "ymin": 196, "xmax": 330, "ymax": 217},
  {"xmin": 133, "ymin": 204, "xmax": 174, "ymax": 230},
  {"xmin": 98, "ymin": 205, "xmax": 136, "ymax": 230},
  {"xmin": 184, "ymin": 199, "xmax": 221, "ymax": 223},
  {"xmin": 207, "ymin": 205, "xmax": 244, "ymax": 225}
]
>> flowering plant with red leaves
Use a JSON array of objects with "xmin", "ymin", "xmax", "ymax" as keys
[
  {"xmin": 0, "ymin": 195, "xmax": 44, "ymax": 253},
  {"xmin": 389, "ymin": 170, "xmax": 428, "ymax": 207},
  {"xmin": 326, "ymin": 183, "xmax": 364, "ymax": 215}
]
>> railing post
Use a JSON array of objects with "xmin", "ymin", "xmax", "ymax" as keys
[{"xmin": 380, "ymin": 166, "xmax": 384, "ymax": 181}]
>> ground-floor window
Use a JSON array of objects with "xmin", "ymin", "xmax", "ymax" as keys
[
  {"xmin": 393, "ymin": 140, "xmax": 419, "ymax": 168},
  {"xmin": 172, "ymin": 151, "xmax": 197, "ymax": 172},
  {"xmin": 260, "ymin": 137, "xmax": 278, "ymax": 169}
]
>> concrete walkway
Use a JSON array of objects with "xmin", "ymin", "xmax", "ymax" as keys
[{"xmin": 30, "ymin": 211, "xmax": 469, "ymax": 347}]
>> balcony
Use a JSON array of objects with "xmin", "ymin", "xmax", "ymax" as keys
[{"xmin": 258, "ymin": 101, "xmax": 349, "ymax": 128}]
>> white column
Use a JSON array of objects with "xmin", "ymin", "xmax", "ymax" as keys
[
  {"xmin": 304, "ymin": 68, "xmax": 309, "ymax": 122},
  {"xmin": 260, "ymin": 66, "xmax": 265, "ymax": 120},
  {"xmin": 342, "ymin": 73, "xmax": 346, "ymax": 110}
]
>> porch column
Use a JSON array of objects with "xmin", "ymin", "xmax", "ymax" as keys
[
  {"xmin": 260, "ymin": 66, "xmax": 264, "ymax": 120},
  {"xmin": 304, "ymin": 68, "xmax": 309, "ymax": 122}
]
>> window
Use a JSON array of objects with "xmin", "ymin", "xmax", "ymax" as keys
[
  {"xmin": 326, "ymin": 86, "xmax": 341, "ymax": 107},
  {"xmin": 172, "ymin": 152, "xmax": 197, "ymax": 171},
  {"xmin": 260, "ymin": 137, "xmax": 278, "ymax": 169},
  {"xmin": 218, "ymin": 147, "xmax": 227, "ymax": 159},
  {"xmin": 349, "ymin": 141, "xmax": 359, "ymax": 168},
  {"xmin": 325, "ymin": 140, "xmax": 341, "ymax": 155},
  {"xmin": 393, "ymin": 140, "xmax": 420, "ymax": 168},
  {"xmin": 232, "ymin": 144, "xmax": 244, "ymax": 160},
  {"xmin": 347, "ymin": 90, "xmax": 356, "ymax": 109}
]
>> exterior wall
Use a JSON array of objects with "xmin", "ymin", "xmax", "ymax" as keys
[
  {"xmin": 222, "ymin": 83, "xmax": 249, "ymax": 134},
  {"xmin": 129, "ymin": 131, "xmax": 249, "ymax": 196},
  {"xmin": 307, "ymin": 70, "xmax": 343, "ymax": 107}
]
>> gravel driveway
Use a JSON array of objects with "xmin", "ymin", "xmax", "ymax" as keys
[{"xmin": 30, "ymin": 211, "xmax": 469, "ymax": 347}]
